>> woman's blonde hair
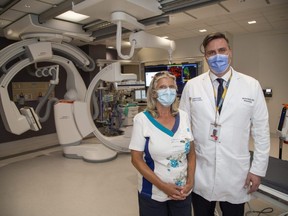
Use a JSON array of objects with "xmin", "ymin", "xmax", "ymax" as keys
[{"xmin": 146, "ymin": 71, "xmax": 179, "ymax": 118}]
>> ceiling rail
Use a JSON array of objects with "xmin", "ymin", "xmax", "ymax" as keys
[{"xmin": 160, "ymin": 0, "xmax": 224, "ymax": 14}]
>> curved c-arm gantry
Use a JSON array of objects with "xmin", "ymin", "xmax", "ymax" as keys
[
  {"xmin": 0, "ymin": 35, "xmax": 92, "ymax": 135},
  {"xmin": 0, "ymin": 34, "xmax": 137, "ymax": 162}
]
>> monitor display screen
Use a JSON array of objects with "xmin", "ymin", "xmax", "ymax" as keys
[
  {"xmin": 144, "ymin": 65, "xmax": 167, "ymax": 87},
  {"xmin": 178, "ymin": 63, "xmax": 198, "ymax": 94},
  {"xmin": 182, "ymin": 63, "xmax": 198, "ymax": 83},
  {"xmin": 144, "ymin": 71, "xmax": 159, "ymax": 87},
  {"xmin": 134, "ymin": 89, "xmax": 147, "ymax": 101},
  {"xmin": 144, "ymin": 63, "xmax": 198, "ymax": 95},
  {"xmin": 168, "ymin": 64, "xmax": 183, "ymax": 93}
]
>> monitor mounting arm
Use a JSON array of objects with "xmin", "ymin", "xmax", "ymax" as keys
[{"xmin": 111, "ymin": 11, "xmax": 176, "ymax": 61}]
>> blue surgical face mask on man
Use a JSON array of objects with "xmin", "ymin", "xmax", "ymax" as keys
[
  {"xmin": 207, "ymin": 54, "xmax": 230, "ymax": 74},
  {"xmin": 156, "ymin": 87, "xmax": 177, "ymax": 107}
]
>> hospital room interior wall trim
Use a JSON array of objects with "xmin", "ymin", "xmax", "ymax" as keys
[{"xmin": 0, "ymin": 133, "xmax": 60, "ymax": 160}]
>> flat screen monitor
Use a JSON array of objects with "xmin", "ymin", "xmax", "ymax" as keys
[
  {"xmin": 144, "ymin": 63, "xmax": 198, "ymax": 95},
  {"xmin": 182, "ymin": 63, "xmax": 198, "ymax": 83},
  {"xmin": 134, "ymin": 89, "xmax": 147, "ymax": 101},
  {"xmin": 144, "ymin": 65, "xmax": 167, "ymax": 87},
  {"xmin": 178, "ymin": 63, "xmax": 198, "ymax": 94},
  {"xmin": 167, "ymin": 64, "xmax": 183, "ymax": 93},
  {"xmin": 144, "ymin": 71, "xmax": 158, "ymax": 87}
]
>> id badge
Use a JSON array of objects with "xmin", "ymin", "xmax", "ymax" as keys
[{"xmin": 209, "ymin": 123, "xmax": 221, "ymax": 141}]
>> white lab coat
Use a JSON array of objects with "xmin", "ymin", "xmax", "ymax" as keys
[{"xmin": 179, "ymin": 68, "xmax": 270, "ymax": 204}]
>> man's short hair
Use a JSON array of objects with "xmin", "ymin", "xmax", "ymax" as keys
[{"xmin": 201, "ymin": 32, "xmax": 230, "ymax": 53}]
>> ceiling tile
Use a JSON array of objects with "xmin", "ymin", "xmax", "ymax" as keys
[
  {"xmin": 0, "ymin": 10, "xmax": 26, "ymax": 21},
  {"xmin": 203, "ymin": 14, "xmax": 234, "ymax": 26},
  {"xmin": 227, "ymin": 10, "xmax": 263, "ymax": 21},
  {"xmin": 222, "ymin": 0, "xmax": 270, "ymax": 13},
  {"xmin": 212, "ymin": 22, "xmax": 247, "ymax": 34},
  {"xmin": 179, "ymin": 21, "xmax": 208, "ymax": 31},
  {"xmin": 245, "ymin": 24, "xmax": 274, "ymax": 33},
  {"xmin": 11, "ymin": 0, "xmax": 51, "ymax": 14},
  {"xmin": 270, "ymin": 20, "xmax": 288, "ymax": 30},
  {"xmin": 169, "ymin": 12, "xmax": 197, "ymax": 25},
  {"xmin": 185, "ymin": 4, "xmax": 229, "ymax": 19}
]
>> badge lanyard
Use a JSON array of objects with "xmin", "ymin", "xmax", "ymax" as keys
[
  {"xmin": 212, "ymin": 73, "xmax": 232, "ymax": 124},
  {"xmin": 208, "ymin": 73, "xmax": 232, "ymax": 142}
]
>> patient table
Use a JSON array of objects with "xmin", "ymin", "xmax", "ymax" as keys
[{"xmin": 252, "ymin": 156, "xmax": 288, "ymax": 211}]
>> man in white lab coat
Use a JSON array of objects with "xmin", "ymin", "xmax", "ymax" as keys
[{"xmin": 179, "ymin": 32, "xmax": 270, "ymax": 216}]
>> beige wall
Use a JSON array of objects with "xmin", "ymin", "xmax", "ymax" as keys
[
  {"xmin": 233, "ymin": 32, "xmax": 288, "ymax": 134},
  {"xmin": 133, "ymin": 31, "xmax": 288, "ymax": 136}
]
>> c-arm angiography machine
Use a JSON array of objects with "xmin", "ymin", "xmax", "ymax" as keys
[
  {"xmin": 0, "ymin": 1, "xmax": 288, "ymax": 213},
  {"xmin": 0, "ymin": 2, "xmax": 176, "ymax": 162},
  {"xmin": 0, "ymin": 34, "xmax": 122, "ymax": 161}
]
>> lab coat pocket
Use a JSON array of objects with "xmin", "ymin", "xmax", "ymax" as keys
[
  {"xmin": 232, "ymin": 99, "xmax": 254, "ymax": 128},
  {"xmin": 226, "ymin": 155, "xmax": 250, "ymax": 185},
  {"xmin": 237, "ymin": 155, "xmax": 251, "ymax": 177},
  {"xmin": 190, "ymin": 96, "xmax": 206, "ymax": 115},
  {"xmin": 239, "ymin": 97, "xmax": 254, "ymax": 114}
]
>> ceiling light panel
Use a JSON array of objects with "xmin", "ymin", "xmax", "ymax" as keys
[{"xmin": 56, "ymin": 10, "xmax": 89, "ymax": 22}]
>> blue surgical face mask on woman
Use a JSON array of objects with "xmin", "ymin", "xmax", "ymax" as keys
[
  {"xmin": 207, "ymin": 54, "xmax": 230, "ymax": 74},
  {"xmin": 156, "ymin": 87, "xmax": 177, "ymax": 107}
]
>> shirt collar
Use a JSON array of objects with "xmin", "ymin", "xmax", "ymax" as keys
[{"xmin": 209, "ymin": 68, "xmax": 232, "ymax": 83}]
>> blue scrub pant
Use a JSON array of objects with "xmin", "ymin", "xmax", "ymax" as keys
[{"xmin": 138, "ymin": 193, "xmax": 192, "ymax": 216}]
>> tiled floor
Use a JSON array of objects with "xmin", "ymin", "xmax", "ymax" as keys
[{"xmin": 0, "ymin": 135, "xmax": 287, "ymax": 216}]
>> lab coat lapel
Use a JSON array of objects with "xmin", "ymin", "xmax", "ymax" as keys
[
  {"xmin": 202, "ymin": 73, "xmax": 215, "ymax": 112},
  {"xmin": 221, "ymin": 69, "xmax": 240, "ymax": 114}
]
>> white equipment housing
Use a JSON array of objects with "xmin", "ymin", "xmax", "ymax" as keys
[
  {"xmin": 0, "ymin": 0, "xmax": 176, "ymax": 162},
  {"xmin": 53, "ymin": 100, "xmax": 118, "ymax": 162},
  {"xmin": 54, "ymin": 101, "xmax": 93, "ymax": 145},
  {"xmin": 20, "ymin": 107, "xmax": 42, "ymax": 131}
]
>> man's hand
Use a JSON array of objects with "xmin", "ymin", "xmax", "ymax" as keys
[{"xmin": 244, "ymin": 172, "xmax": 261, "ymax": 194}]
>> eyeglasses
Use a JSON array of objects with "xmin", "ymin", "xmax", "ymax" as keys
[
  {"xmin": 157, "ymin": 85, "xmax": 177, "ymax": 90},
  {"xmin": 151, "ymin": 71, "xmax": 177, "ymax": 89},
  {"xmin": 154, "ymin": 71, "xmax": 173, "ymax": 77},
  {"xmin": 151, "ymin": 71, "xmax": 174, "ymax": 83}
]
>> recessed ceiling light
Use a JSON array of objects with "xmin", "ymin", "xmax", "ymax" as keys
[
  {"xmin": 56, "ymin": 10, "xmax": 89, "ymax": 22},
  {"xmin": 199, "ymin": 29, "xmax": 207, "ymax": 32},
  {"xmin": 248, "ymin": 20, "xmax": 257, "ymax": 24}
]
